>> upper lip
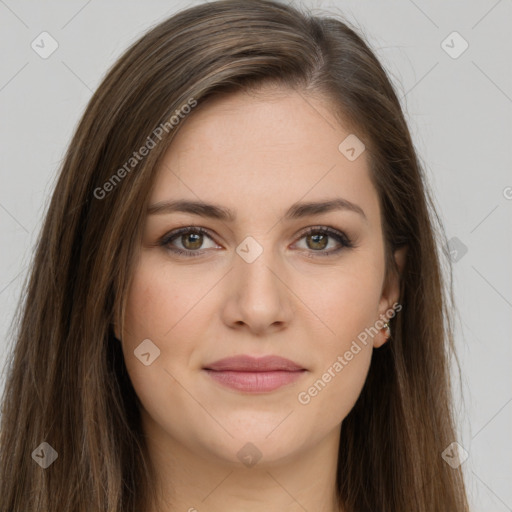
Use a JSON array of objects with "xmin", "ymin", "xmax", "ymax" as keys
[{"xmin": 203, "ymin": 355, "xmax": 305, "ymax": 372}]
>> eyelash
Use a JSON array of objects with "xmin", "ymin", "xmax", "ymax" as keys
[{"xmin": 158, "ymin": 225, "xmax": 354, "ymax": 258}]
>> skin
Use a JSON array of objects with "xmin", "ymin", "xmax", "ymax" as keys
[{"xmin": 116, "ymin": 84, "xmax": 406, "ymax": 512}]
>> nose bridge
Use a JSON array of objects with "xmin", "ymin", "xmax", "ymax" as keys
[
  {"xmin": 236, "ymin": 234, "xmax": 281, "ymax": 299},
  {"xmin": 227, "ymin": 233, "xmax": 292, "ymax": 331}
]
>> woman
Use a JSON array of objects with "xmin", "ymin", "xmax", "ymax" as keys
[{"xmin": 0, "ymin": 1, "xmax": 470, "ymax": 511}]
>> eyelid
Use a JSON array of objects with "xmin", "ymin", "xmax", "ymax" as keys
[
  {"xmin": 294, "ymin": 225, "xmax": 352, "ymax": 245},
  {"xmin": 158, "ymin": 224, "xmax": 354, "ymax": 257},
  {"xmin": 291, "ymin": 225, "xmax": 354, "ymax": 256},
  {"xmin": 159, "ymin": 226, "xmax": 220, "ymax": 254}
]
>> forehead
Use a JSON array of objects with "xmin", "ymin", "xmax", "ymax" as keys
[{"xmin": 150, "ymin": 87, "xmax": 380, "ymax": 227}]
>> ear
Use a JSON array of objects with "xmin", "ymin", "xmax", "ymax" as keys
[{"xmin": 373, "ymin": 245, "xmax": 408, "ymax": 348}]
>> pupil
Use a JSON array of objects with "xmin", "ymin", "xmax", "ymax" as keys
[
  {"xmin": 309, "ymin": 233, "xmax": 327, "ymax": 250},
  {"xmin": 183, "ymin": 232, "xmax": 202, "ymax": 250}
]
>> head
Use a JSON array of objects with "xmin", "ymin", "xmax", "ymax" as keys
[{"xmin": 0, "ymin": 1, "xmax": 468, "ymax": 511}]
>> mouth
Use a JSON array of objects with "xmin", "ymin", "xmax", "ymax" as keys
[{"xmin": 202, "ymin": 355, "xmax": 307, "ymax": 393}]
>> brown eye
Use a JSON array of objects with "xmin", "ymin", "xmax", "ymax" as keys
[
  {"xmin": 294, "ymin": 226, "xmax": 354, "ymax": 257},
  {"xmin": 181, "ymin": 231, "xmax": 203, "ymax": 250},
  {"xmin": 159, "ymin": 225, "xmax": 354, "ymax": 259},
  {"xmin": 160, "ymin": 227, "xmax": 219, "ymax": 257},
  {"xmin": 305, "ymin": 232, "xmax": 329, "ymax": 251}
]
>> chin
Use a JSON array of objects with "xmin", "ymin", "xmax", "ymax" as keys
[{"xmin": 189, "ymin": 420, "xmax": 313, "ymax": 467}]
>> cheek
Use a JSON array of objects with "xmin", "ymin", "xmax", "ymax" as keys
[
  {"xmin": 121, "ymin": 257, "xmax": 189, "ymax": 372},
  {"xmin": 290, "ymin": 255, "xmax": 382, "ymax": 422},
  {"xmin": 120, "ymin": 259, "xmax": 204, "ymax": 430},
  {"xmin": 294, "ymin": 278, "xmax": 376, "ymax": 428},
  {"xmin": 123, "ymin": 254, "xmax": 215, "ymax": 340},
  {"xmin": 294, "ymin": 255, "xmax": 383, "ymax": 348},
  {"xmin": 121, "ymin": 254, "xmax": 223, "ymax": 396}
]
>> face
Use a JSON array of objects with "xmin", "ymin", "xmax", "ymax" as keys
[{"xmin": 118, "ymin": 85, "xmax": 402, "ymax": 467}]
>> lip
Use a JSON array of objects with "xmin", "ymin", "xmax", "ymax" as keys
[
  {"xmin": 203, "ymin": 355, "xmax": 307, "ymax": 393},
  {"xmin": 204, "ymin": 355, "xmax": 305, "ymax": 372}
]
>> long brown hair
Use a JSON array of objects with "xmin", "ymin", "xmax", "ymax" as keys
[{"xmin": 0, "ymin": 1, "xmax": 469, "ymax": 510}]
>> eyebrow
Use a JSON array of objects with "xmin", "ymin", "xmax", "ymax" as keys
[{"xmin": 148, "ymin": 198, "xmax": 367, "ymax": 222}]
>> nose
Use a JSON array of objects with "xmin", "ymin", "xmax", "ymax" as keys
[{"xmin": 220, "ymin": 244, "xmax": 294, "ymax": 335}]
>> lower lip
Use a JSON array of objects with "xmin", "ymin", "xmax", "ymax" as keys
[{"xmin": 203, "ymin": 369, "xmax": 306, "ymax": 392}]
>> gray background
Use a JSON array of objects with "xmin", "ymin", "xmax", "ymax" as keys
[{"xmin": 1, "ymin": 1, "xmax": 511, "ymax": 510}]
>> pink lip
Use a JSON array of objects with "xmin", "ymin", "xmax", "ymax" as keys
[{"xmin": 203, "ymin": 355, "xmax": 306, "ymax": 393}]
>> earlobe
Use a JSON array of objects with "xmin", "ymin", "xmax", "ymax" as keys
[{"xmin": 373, "ymin": 321, "xmax": 391, "ymax": 349}]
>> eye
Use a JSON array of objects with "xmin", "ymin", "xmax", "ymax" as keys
[
  {"xmin": 159, "ymin": 226, "xmax": 219, "ymax": 257},
  {"xmin": 293, "ymin": 226, "xmax": 354, "ymax": 257},
  {"xmin": 158, "ymin": 225, "xmax": 354, "ymax": 258}
]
